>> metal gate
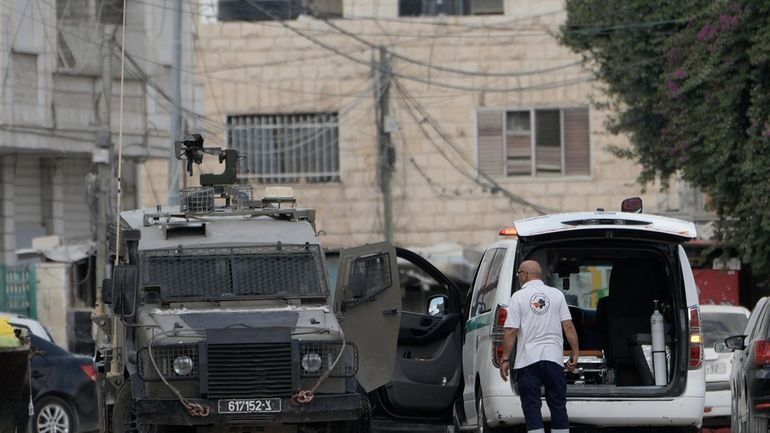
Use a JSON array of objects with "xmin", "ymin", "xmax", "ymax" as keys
[{"xmin": 0, "ymin": 265, "xmax": 37, "ymax": 319}]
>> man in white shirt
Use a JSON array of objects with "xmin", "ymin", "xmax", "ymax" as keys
[{"xmin": 499, "ymin": 260, "xmax": 580, "ymax": 433}]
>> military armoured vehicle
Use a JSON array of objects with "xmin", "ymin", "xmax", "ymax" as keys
[{"xmin": 94, "ymin": 135, "xmax": 402, "ymax": 432}]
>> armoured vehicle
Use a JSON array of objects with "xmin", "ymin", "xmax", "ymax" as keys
[{"xmin": 94, "ymin": 135, "xmax": 404, "ymax": 432}]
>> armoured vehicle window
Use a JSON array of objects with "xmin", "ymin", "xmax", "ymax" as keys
[{"xmin": 144, "ymin": 244, "xmax": 328, "ymax": 299}]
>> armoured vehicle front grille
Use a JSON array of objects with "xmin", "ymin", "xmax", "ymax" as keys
[{"xmin": 207, "ymin": 343, "xmax": 293, "ymax": 398}]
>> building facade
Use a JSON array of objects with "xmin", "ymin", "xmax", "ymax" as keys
[
  {"xmin": 0, "ymin": 0, "xmax": 198, "ymax": 265},
  {"xmin": 197, "ymin": 0, "xmax": 698, "ymax": 250}
]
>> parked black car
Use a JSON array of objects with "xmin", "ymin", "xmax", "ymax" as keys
[
  {"xmin": 16, "ymin": 334, "xmax": 99, "ymax": 433},
  {"xmin": 718, "ymin": 296, "xmax": 770, "ymax": 433}
]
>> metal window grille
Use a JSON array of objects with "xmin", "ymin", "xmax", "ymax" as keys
[
  {"xmin": 142, "ymin": 245, "xmax": 329, "ymax": 300},
  {"xmin": 0, "ymin": 265, "xmax": 37, "ymax": 319},
  {"xmin": 228, "ymin": 113, "xmax": 340, "ymax": 184}
]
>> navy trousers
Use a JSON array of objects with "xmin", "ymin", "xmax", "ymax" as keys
[{"xmin": 516, "ymin": 360, "xmax": 569, "ymax": 432}]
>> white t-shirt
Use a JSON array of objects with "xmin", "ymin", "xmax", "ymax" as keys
[{"xmin": 503, "ymin": 279, "xmax": 572, "ymax": 369}]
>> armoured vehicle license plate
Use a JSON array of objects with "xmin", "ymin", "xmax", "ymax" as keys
[{"xmin": 218, "ymin": 399, "xmax": 281, "ymax": 414}]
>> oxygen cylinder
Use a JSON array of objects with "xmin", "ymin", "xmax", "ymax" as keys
[{"xmin": 651, "ymin": 300, "xmax": 667, "ymax": 386}]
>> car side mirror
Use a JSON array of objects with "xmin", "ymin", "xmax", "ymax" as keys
[
  {"xmin": 621, "ymin": 196, "xmax": 643, "ymax": 213},
  {"xmin": 428, "ymin": 295, "xmax": 448, "ymax": 317},
  {"xmin": 112, "ymin": 265, "xmax": 138, "ymax": 317},
  {"xmin": 714, "ymin": 341, "xmax": 730, "ymax": 353},
  {"xmin": 723, "ymin": 335, "xmax": 746, "ymax": 351},
  {"xmin": 101, "ymin": 278, "xmax": 113, "ymax": 304}
]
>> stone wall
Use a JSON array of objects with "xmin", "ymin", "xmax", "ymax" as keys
[{"xmin": 197, "ymin": 0, "xmax": 683, "ymax": 249}]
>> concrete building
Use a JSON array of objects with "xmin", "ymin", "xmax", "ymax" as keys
[
  {"xmin": 195, "ymin": 0, "xmax": 704, "ymax": 253},
  {"xmin": 0, "ymin": 0, "xmax": 196, "ymax": 348},
  {"xmin": 0, "ymin": 0, "xmax": 199, "ymax": 264}
]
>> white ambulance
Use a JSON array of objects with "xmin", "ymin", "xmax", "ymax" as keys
[{"xmin": 456, "ymin": 206, "xmax": 705, "ymax": 432}]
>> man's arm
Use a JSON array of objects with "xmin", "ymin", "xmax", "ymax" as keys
[
  {"xmin": 499, "ymin": 328, "xmax": 518, "ymax": 381},
  {"xmin": 562, "ymin": 319, "xmax": 579, "ymax": 370}
]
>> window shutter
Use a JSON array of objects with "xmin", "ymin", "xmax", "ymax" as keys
[
  {"xmin": 477, "ymin": 110, "xmax": 504, "ymax": 177},
  {"xmin": 564, "ymin": 108, "xmax": 590, "ymax": 176}
]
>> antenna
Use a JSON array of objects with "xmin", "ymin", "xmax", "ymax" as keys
[{"xmin": 113, "ymin": 0, "xmax": 128, "ymax": 267}]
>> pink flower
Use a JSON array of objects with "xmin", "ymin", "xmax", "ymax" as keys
[
  {"xmin": 667, "ymin": 80, "xmax": 679, "ymax": 96},
  {"xmin": 718, "ymin": 14, "xmax": 740, "ymax": 30},
  {"xmin": 697, "ymin": 24, "xmax": 717, "ymax": 41}
]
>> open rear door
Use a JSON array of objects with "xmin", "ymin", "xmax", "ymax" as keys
[{"xmin": 335, "ymin": 241, "xmax": 401, "ymax": 392}]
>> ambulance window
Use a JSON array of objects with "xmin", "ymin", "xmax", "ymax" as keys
[{"xmin": 471, "ymin": 248, "xmax": 506, "ymax": 316}]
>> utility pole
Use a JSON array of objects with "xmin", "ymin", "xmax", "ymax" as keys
[
  {"xmin": 168, "ymin": 0, "xmax": 183, "ymax": 205},
  {"xmin": 375, "ymin": 46, "xmax": 394, "ymax": 244},
  {"xmin": 92, "ymin": 26, "xmax": 113, "ymax": 433},
  {"xmin": 94, "ymin": 26, "xmax": 113, "ymax": 315}
]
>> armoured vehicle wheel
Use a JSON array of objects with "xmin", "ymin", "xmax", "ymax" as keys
[{"xmin": 113, "ymin": 384, "xmax": 155, "ymax": 433}]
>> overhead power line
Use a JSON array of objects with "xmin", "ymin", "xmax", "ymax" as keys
[
  {"xmin": 319, "ymin": 18, "xmax": 582, "ymax": 78},
  {"xmin": 241, "ymin": 0, "xmax": 600, "ymax": 94},
  {"xmin": 392, "ymin": 77, "xmax": 554, "ymax": 215}
]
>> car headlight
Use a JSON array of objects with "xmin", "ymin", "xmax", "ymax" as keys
[
  {"xmin": 301, "ymin": 353, "xmax": 323, "ymax": 373},
  {"xmin": 173, "ymin": 355, "xmax": 194, "ymax": 376}
]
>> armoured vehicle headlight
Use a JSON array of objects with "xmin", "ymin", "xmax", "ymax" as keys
[
  {"xmin": 301, "ymin": 353, "xmax": 323, "ymax": 373},
  {"xmin": 173, "ymin": 355, "xmax": 194, "ymax": 376}
]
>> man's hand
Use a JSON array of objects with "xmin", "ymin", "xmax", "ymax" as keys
[
  {"xmin": 566, "ymin": 352, "xmax": 578, "ymax": 371},
  {"xmin": 562, "ymin": 320, "xmax": 580, "ymax": 371},
  {"xmin": 499, "ymin": 360, "xmax": 509, "ymax": 381},
  {"xmin": 500, "ymin": 328, "xmax": 518, "ymax": 382}
]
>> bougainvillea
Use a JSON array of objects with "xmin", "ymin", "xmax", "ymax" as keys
[{"xmin": 560, "ymin": 1, "xmax": 770, "ymax": 279}]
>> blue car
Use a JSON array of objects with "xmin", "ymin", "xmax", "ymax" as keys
[{"xmin": 17, "ymin": 334, "xmax": 99, "ymax": 433}]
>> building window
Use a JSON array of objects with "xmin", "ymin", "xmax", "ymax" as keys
[
  {"xmin": 399, "ymin": 0, "xmax": 503, "ymax": 17},
  {"xmin": 227, "ymin": 113, "xmax": 340, "ymax": 184},
  {"xmin": 477, "ymin": 107, "xmax": 590, "ymax": 177}
]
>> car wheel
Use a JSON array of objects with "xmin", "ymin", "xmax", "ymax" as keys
[
  {"xmin": 747, "ymin": 404, "xmax": 768, "ymax": 433},
  {"xmin": 476, "ymin": 391, "xmax": 502, "ymax": 433},
  {"xmin": 112, "ymin": 384, "xmax": 154, "ymax": 433},
  {"xmin": 30, "ymin": 396, "xmax": 77, "ymax": 433}
]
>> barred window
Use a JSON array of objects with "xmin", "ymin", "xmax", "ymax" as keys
[{"xmin": 227, "ymin": 113, "xmax": 340, "ymax": 183}]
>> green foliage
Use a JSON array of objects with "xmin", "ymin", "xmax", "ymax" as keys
[{"xmin": 560, "ymin": 0, "xmax": 770, "ymax": 278}]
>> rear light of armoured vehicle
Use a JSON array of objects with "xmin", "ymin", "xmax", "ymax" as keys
[
  {"xmin": 491, "ymin": 304, "xmax": 508, "ymax": 368},
  {"xmin": 689, "ymin": 306, "xmax": 704, "ymax": 369},
  {"xmin": 754, "ymin": 341, "xmax": 770, "ymax": 366}
]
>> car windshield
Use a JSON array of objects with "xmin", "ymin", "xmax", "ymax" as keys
[
  {"xmin": 143, "ymin": 244, "xmax": 329, "ymax": 300},
  {"xmin": 702, "ymin": 311, "xmax": 748, "ymax": 347}
]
